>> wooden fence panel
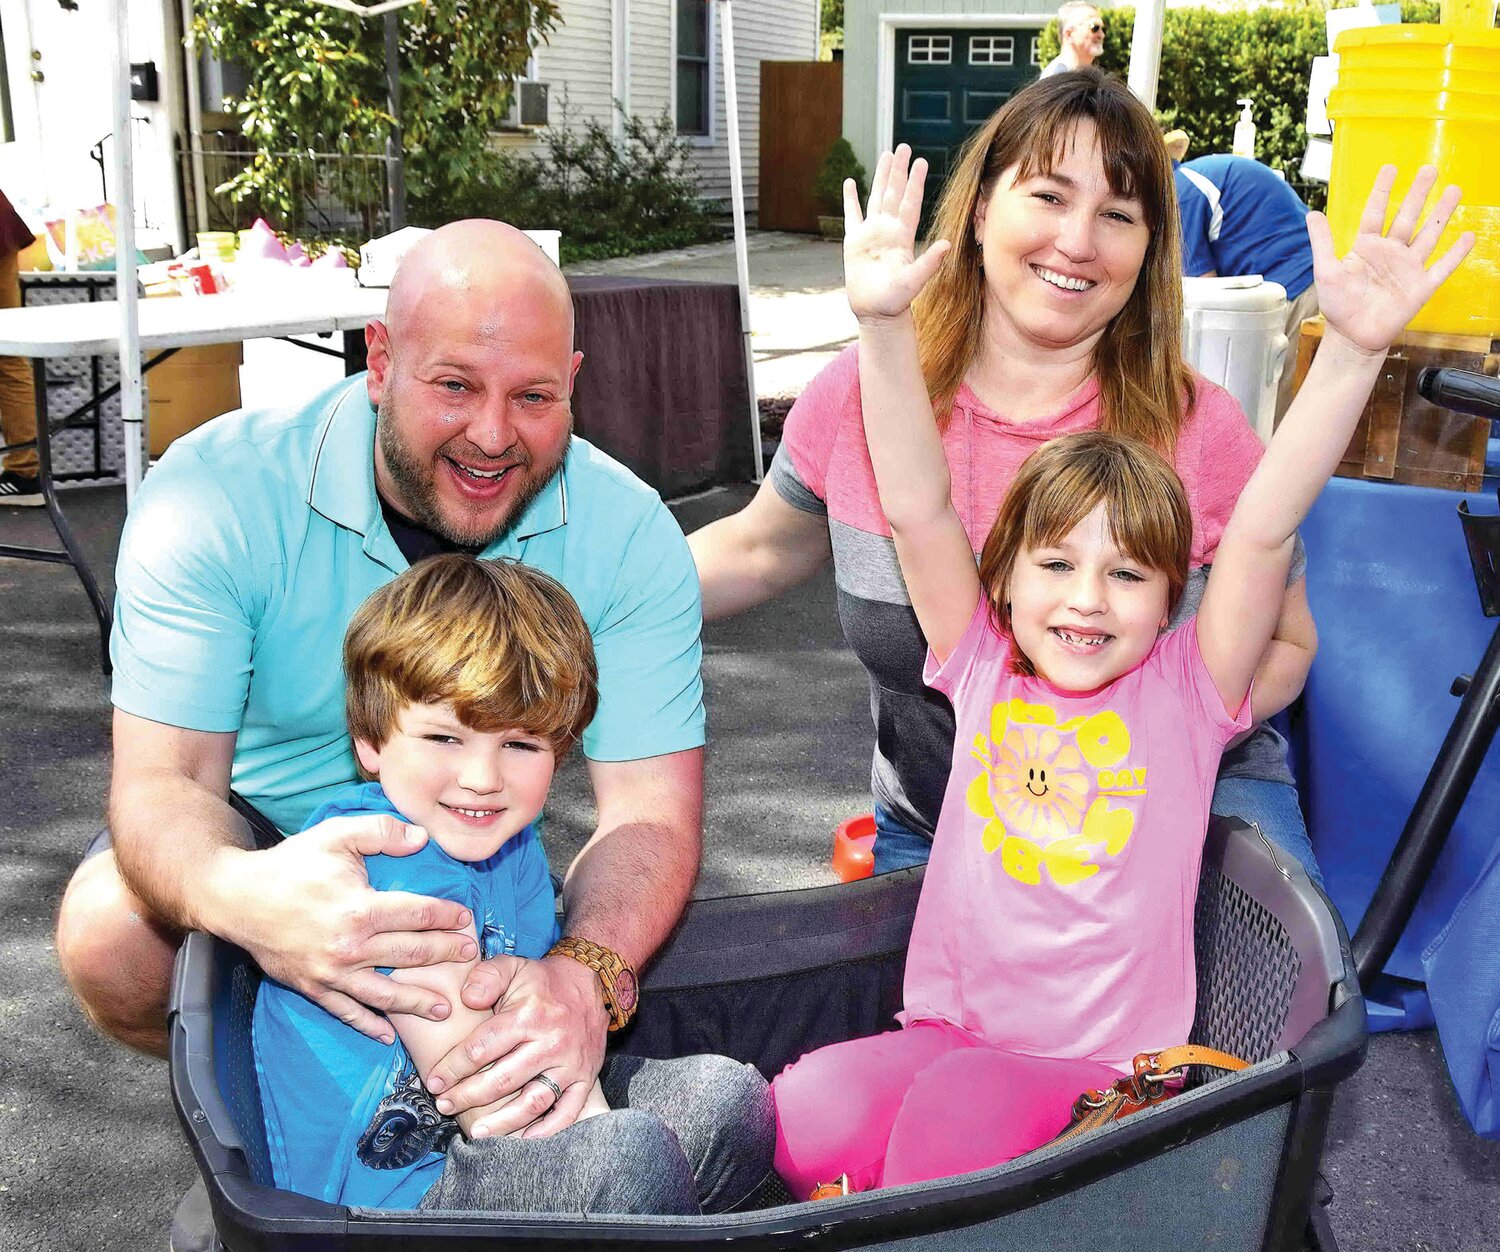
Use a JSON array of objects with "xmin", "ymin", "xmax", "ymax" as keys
[{"xmin": 758, "ymin": 61, "xmax": 843, "ymax": 233}]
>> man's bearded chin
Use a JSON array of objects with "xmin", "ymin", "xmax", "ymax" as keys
[{"xmin": 375, "ymin": 395, "xmax": 567, "ymax": 551}]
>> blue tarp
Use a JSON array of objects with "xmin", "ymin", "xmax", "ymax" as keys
[
  {"xmin": 1297, "ymin": 476, "xmax": 1500, "ymax": 1039},
  {"xmin": 1424, "ymin": 842, "xmax": 1500, "ymax": 1137}
]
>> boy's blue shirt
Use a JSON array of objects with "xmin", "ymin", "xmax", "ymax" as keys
[{"xmin": 252, "ymin": 781, "xmax": 561, "ymax": 1208}]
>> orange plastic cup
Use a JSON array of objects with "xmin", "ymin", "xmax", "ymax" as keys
[{"xmin": 832, "ymin": 814, "xmax": 878, "ymax": 882}]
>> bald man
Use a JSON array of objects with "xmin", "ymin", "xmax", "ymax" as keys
[{"xmin": 54, "ymin": 223, "xmax": 705, "ymax": 1141}]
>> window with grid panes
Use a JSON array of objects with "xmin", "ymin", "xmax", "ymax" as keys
[
  {"xmin": 676, "ymin": 0, "xmax": 710, "ymax": 135},
  {"xmin": 907, "ymin": 35, "xmax": 952, "ymax": 64},
  {"xmin": 969, "ymin": 35, "xmax": 1014, "ymax": 66}
]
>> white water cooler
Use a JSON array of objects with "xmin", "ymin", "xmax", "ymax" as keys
[{"xmin": 1180, "ymin": 275, "xmax": 1289, "ymax": 443}]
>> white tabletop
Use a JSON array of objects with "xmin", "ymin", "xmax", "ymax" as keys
[{"xmin": 0, "ymin": 285, "xmax": 389, "ymax": 357}]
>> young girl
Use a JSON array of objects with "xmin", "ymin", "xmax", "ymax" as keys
[{"xmin": 770, "ymin": 147, "xmax": 1472, "ymax": 1198}]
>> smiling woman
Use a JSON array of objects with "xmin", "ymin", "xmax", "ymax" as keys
[
  {"xmin": 913, "ymin": 68, "xmax": 1189, "ymax": 445},
  {"xmin": 689, "ymin": 68, "xmax": 1324, "ymax": 883}
]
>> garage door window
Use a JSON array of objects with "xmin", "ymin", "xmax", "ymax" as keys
[
  {"xmin": 908, "ymin": 35, "xmax": 952, "ymax": 64},
  {"xmin": 969, "ymin": 36, "xmax": 1014, "ymax": 66}
]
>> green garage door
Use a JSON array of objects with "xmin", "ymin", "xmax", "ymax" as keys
[{"xmin": 892, "ymin": 26, "xmax": 1044, "ymax": 214}]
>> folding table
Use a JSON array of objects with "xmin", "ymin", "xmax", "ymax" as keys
[{"xmin": 0, "ymin": 287, "xmax": 387, "ymax": 672}]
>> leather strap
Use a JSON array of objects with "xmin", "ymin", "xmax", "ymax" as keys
[
  {"xmin": 1137, "ymin": 1045, "xmax": 1249, "ymax": 1076},
  {"xmin": 1046, "ymin": 1044, "xmax": 1252, "ymax": 1149}
]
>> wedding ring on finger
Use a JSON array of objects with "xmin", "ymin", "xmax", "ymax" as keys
[{"xmin": 534, "ymin": 1073, "xmax": 563, "ymax": 1102}]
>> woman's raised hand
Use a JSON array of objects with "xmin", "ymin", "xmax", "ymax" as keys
[
  {"xmin": 844, "ymin": 144, "xmax": 952, "ymax": 324},
  {"xmin": 1308, "ymin": 164, "xmax": 1475, "ymax": 356}
]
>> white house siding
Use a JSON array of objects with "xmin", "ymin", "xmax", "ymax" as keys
[
  {"xmin": 689, "ymin": 0, "xmax": 820, "ymax": 210},
  {"xmin": 490, "ymin": 0, "xmax": 817, "ymax": 212},
  {"xmin": 493, "ymin": 0, "xmax": 617, "ymax": 153},
  {"xmin": 842, "ymin": 0, "xmax": 1056, "ymax": 175},
  {"xmin": 630, "ymin": 0, "xmax": 673, "ymax": 123}
]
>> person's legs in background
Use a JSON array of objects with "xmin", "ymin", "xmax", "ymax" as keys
[
  {"xmin": 871, "ymin": 803, "xmax": 932, "ymax": 875},
  {"xmin": 0, "ymin": 245, "xmax": 40, "ymax": 505},
  {"xmin": 1274, "ymin": 284, "xmax": 1321, "ymax": 424},
  {"xmin": 1211, "ymin": 774, "xmax": 1324, "ymax": 889}
]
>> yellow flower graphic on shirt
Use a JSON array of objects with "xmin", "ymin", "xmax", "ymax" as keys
[
  {"xmin": 990, "ymin": 723, "xmax": 1088, "ymax": 839},
  {"xmin": 966, "ymin": 698, "xmax": 1140, "ymax": 887}
]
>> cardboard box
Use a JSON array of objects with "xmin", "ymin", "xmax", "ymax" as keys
[
  {"xmin": 1290, "ymin": 317, "xmax": 1498, "ymax": 493},
  {"xmin": 147, "ymin": 342, "xmax": 243, "ymax": 457}
]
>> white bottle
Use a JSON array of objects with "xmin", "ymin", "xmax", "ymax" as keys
[{"xmin": 1232, "ymin": 98, "xmax": 1257, "ymax": 160}]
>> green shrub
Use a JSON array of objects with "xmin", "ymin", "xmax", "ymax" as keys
[
  {"xmin": 1035, "ymin": 0, "xmax": 1446, "ymax": 211},
  {"xmin": 415, "ymin": 108, "xmax": 720, "ymax": 266},
  {"xmin": 813, "ymin": 137, "xmax": 869, "ymax": 217},
  {"xmin": 822, "ymin": 0, "xmax": 845, "ymax": 53}
]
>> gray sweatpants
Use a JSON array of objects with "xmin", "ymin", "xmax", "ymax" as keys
[{"xmin": 417, "ymin": 1053, "xmax": 774, "ymax": 1217}]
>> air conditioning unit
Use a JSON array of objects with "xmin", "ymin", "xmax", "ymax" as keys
[{"xmin": 518, "ymin": 81, "xmax": 550, "ymax": 128}]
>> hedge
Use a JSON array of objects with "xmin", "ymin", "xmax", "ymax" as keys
[{"xmin": 1036, "ymin": 1, "xmax": 1445, "ymax": 210}]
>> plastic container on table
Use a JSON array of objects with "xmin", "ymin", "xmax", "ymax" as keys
[
  {"xmin": 525, "ymin": 228, "xmax": 562, "ymax": 265},
  {"xmin": 1325, "ymin": 24, "xmax": 1500, "ymax": 337},
  {"xmin": 196, "ymin": 231, "xmax": 237, "ymax": 263},
  {"xmin": 1180, "ymin": 275, "xmax": 1289, "ymax": 443}
]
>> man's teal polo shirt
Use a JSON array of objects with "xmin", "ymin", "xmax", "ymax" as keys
[{"xmin": 111, "ymin": 375, "xmax": 705, "ymax": 834}]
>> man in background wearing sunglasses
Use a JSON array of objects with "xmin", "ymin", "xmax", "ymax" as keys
[{"xmin": 1040, "ymin": 2, "xmax": 1106, "ymax": 77}]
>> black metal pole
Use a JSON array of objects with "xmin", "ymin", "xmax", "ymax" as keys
[
  {"xmin": 384, "ymin": 11, "xmax": 406, "ymax": 230},
  {"xmin": 27, "ymin": 358, "xmax": 114, "ymax": 673},
  {"xmin": 1352, "ymin": 619, "xmax": 1500, "ymax": 987}
]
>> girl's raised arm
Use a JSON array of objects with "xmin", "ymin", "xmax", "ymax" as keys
[
  {"xmin": 1198, "ymin": 165, "xmax": 1474, "ymax": 714},
  {"xmin": 848, "ymin": 145, "xmax": 976, "ymax": 662}
]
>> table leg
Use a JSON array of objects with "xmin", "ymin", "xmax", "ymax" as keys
[{"xmin": 33, "ymin": 364, "xmax": 113, "ymax": 673}]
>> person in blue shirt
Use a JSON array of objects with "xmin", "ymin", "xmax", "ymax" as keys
[
  {"xmin": 255, "ymin": 553, "xmax": 773, "ymax": 1213},
  {"xmin": 1168, "ymin": 133, "xmax": 1321, "ymax": 419},
  {"xmin": 57, "ymin": 222, "xmax": 707, "ymax": 1148}
]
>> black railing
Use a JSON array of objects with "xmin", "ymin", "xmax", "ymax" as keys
[{"xmin": 178, "ymin": 134, "xmax": 392, "ymax": 244}]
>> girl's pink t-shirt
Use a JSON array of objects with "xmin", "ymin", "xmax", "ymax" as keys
[{"xmin": 903, "ymin": 603, "xmax": 1252, "ymax": 1074}]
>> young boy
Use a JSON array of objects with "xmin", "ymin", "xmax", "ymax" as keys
[{"xmin": 253, "ymin": 554, "xmax": 773, "ymax": 1216}]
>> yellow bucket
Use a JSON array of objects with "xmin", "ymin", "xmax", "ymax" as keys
[{"xmin": 1326, "ymin": 25, "xmax": 1500, "ymax": 337}]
